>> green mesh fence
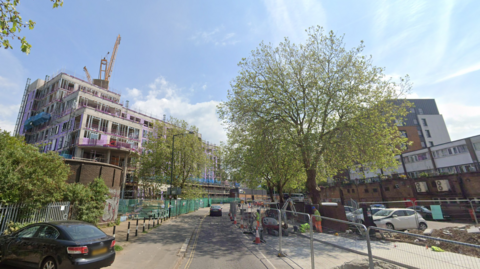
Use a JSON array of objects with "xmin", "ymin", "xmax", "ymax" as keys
[{"xmin": 118, "ymin": 197, "xmax": 239, "ymax": 219}]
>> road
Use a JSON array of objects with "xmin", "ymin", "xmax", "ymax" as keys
[{"xmin": 179, "ymin": 204, "xmax": 295, "ymax": 269}]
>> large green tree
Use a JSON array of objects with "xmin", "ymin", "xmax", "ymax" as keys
[
  {"xmin": 224, "ymin": 120, "xmax": 306, "ymax": 203},
  {"xmin": 0, "ymin": 130, "xmax": 70, "ymax": 208},
  {"xmin": 1, "ymin": 0, "xmax": 64, "ymax": 54},
  {"xmin": 218, "ymin": 26, "xmax": 411, "ymax": 204},
  {"xmin": 136, "ymin": 117, "xmax": 210, "ymax": 198}
]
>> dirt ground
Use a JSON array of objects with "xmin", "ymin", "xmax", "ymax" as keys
[{"xmin": 389, "ymin": 226, "xmax": 480, "ymax": 257}]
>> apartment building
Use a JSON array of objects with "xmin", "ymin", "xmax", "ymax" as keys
[
  {"xmin": 396, "ymin": 99, "xmax": 451, "ymax": 152},
  {"xmin": 13, "ymin": 72, "xmax": 222, "ymax": 198}
]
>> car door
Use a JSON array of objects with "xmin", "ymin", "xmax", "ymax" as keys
[
  {"xmin": 390, "ymin": 210, "xmax": 406, "ymax": 229},
  {"xmin": 30, "ymin": 225, "xmax": 61, "ymax": 267},
  {"xmin": 5, "ymin": 225, "xmax": 42, "ymax": 267}
]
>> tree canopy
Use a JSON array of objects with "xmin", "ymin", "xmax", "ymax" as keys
[
  {"xmin": 135, "ymin": 117, "xmax": 211, "ymax": 199},
  {"xmin": 0, "ymin": 0, "xmax": 64, "ymax": 54},
  {"xmin": 218, "ymin": 26, "xmax": 411, "ymax": 204}
]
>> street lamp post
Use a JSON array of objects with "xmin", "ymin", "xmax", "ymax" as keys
[{"xmin": 169, "ymin": 132, "xmax": 194, "ymax": 218}]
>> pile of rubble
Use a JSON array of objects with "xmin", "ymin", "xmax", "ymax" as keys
[
  {"xmin": 335, "ymin": 258, "xmax": 401, "ymax": 269},
  {"xmin": 390, "ymin": 225, "xmax": 480, "ymax": 257}
]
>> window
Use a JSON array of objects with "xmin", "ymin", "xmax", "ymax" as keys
[
  {"xmin": 426, "ymin": 130, "xmax": 431, "ymax": 138},
  {"xmin": 429, "ymin": 141, "xmax": 434, "ymax": 147},
  {"xmin": 364, "ymin": 189, "xmax": 369, "ymax": 193},
  {"xmin": 37, "ymin": 226, "xmax": 60, "ymax": 239},
  {"xmin": 418, "ymin": 108, "xmax": 424, "ymax": 114},
  {"xmin": 373, "ymin": 188, "xmax": 378, "ymax": 193},
  {"xmin": 384, "ymin": 187, "xmax": 390, "ymax": 192},
  {"xmin": 410, "ymin": 108, "xmax": 415, "ymax": 113},
  {"xmin": 474, "ymin": 142, "xmax": 480, "ymax": 151},
  {"xmin": 404, "ymin": 210, "xmax": 415, "ymax": 216},
  {"xmin": 400, "ymin": 131, "xmax": 408, "ymax": 138},
  {"xmin": 413, "ymin": 119, "xmax": 418, "ymax": 125},
  {"xmin": 16, "ymin": 225, "xmax": 41, "ymax": 238},
  {"xmin": 418, "ymin": 130, "xmax": 423, "ymax": 136},
  {"xmin": 352, "ymin": 189, "xmax": 355, "ymax": 193},
  {"xmin": 393, "ymin": 210, "xmax": 406, "ymax": 216},
  {"xmin": 422, "ymin": 119, "xmax": 428, "ymax": 126},
  {"xmin": 421, "ymin": 142, "xmax": 426, "ymax": 148}
]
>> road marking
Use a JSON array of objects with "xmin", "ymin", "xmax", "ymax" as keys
[{"xmin": 184, "ymin": 215, "xmax": 206, "ymax": 269}]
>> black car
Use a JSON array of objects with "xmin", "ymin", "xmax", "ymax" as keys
[
  {"xmin": 0, "ymin": 220, "xmax": 115, "ymax": 269},
  {"xmin": 210, "ymin": 205, "xmax": 222, "ymax": 216}
]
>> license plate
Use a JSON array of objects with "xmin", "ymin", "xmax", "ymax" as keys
[{"xmin": 91, "ymin": 247, "xmax": 107, "ymax": 256}]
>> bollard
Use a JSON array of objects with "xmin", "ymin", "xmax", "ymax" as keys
[
  {"xmin": 135, "ymin": 219, "xmax": 139, "ymax": 236},
  {"xmin": 148, "ymin": 218, "xmax": 151, "ymax": 229},
  {"xmin": 127, "ymin": 222, "xmax": 130, "ymax": 241},
  {"xmin": 157, "ymin": 215, "xmax": 159, "ymax": 225},
  {"xmin": 143, "ymin": 218, "xmax": 145, "ymax": 232},
  {"xmin": 113, "ymin": 226, "xmax": 116, "ymax": 238}
]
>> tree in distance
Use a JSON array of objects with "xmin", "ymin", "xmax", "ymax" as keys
[
  {"xmin": 218, "ymin": 26, "xmax": 411, "ymax": 204},
  {"xmin": 0, "ymin": 0, "xmax": 64, "ymax": 54},
  {"xmin": 135, "ymin": 117, "xmax": 210, "ymax": 199}
]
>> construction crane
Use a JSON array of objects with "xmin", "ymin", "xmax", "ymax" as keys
[
  {"xmin": 83, "ymin": 66, "xmax": 92, "ymax": 83},
  {"xmin": 83, "ymin": 34, "xmax": 121, "ymax": 89}
]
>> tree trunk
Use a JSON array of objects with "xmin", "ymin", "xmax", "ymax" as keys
[
  {"xmin": 277, "ymin": 182, "xmax": 284, "ymax": 203},
  {"xmin": 306, "ymin": 168, "xmax": 320, "ymax": 204}
]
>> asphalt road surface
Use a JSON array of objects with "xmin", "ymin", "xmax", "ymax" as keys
[{"xmin": 179, "ymin": 205, "xmax": 290, "ymax": 269}]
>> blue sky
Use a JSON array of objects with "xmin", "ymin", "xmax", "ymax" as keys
[{"xmin": 1, "ymin": 0, "xmax": 480, "ymax": 145}]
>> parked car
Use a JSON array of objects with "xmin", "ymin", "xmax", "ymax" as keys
[
  {"xmin": 210, "ymin": 205, "xmax": 222, "ymax": 216},
  {"xmin": 371, "ymin": 204, "xmax": 386, "ymax": 209},
  {"xmin": 290, "ymin": 193, "xmax": 305, "ymax": 202},
  {"xmin": 347, "ymin": 207, "xmax": 383, "ymax": 224},
  {"xmin": 344, "ymin": 206, "xmax": 354, "ymax": 213},
  {"xmin": 0, "ymin": 220, "xmax": 115, "ymax": 269},
  {"xmin": 407, "ymin": 206, "xmax": 433, "ymax": 220},
  {"xmin": 373, "ymin": 208, "xmax": 428, "ymax": 230}
]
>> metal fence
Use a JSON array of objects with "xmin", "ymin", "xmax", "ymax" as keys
[
  {"xmin": 0, "ymin": 202, "xmax": 70, "ymax": 235},
  {"xmin": 118, "ymin": 198, "xmax": 212, "ymax": 220},
  {"xmin": 366, "ymin": 226, "xmax": 480, "ymax": 269}
]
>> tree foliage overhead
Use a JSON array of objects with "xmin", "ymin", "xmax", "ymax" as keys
[
  {"xmin": 218, "ymin": 26, "xmax": 411, "ymax": 203},
  {"xmin": 0, "ymin": 0, "xmax": 64, "ymax": 54},
  {"xmin": 136, "ymin": 117, "xmax": 210, "ymax": 198}
]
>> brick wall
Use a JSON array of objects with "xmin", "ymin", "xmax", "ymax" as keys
[
  {"xmin": 65, "ymin": 160, "xmax": 123, "ymax": 190},
  {"xmin": 322, "ymin": 172, "xmax": 480, "ymax": 204}
]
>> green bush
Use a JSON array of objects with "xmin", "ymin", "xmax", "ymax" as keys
[
  {"xmin": 64, "ymin": 178, "xmax": 110, "ymax": 224},
  {"xmin": 3, "ymin": 221, "xmax": 34, "ymax": 235},
  {"xmin": 115, "ymin": 218, "xmax": 120, "ymax": 226}
]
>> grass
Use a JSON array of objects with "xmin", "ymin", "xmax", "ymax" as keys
[
  {"xmin": 114, "ymin": 245, "xmax": 124, "ymax": 251},
  {"xmin": 142, "ymin": 231, "xmax": 148, "ymax": 234}
]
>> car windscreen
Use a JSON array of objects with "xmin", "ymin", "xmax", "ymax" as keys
[
  {"xmin": 353, "ymin": 209, "xmax": 363, "ymax": 214},
  {"xmin": 211, "ymin": 206, "xmax": 221, "ymax": 209},
  {"xmin": 62, "ymin": 224, "xmax": 107, "ymax": 240},
  {"xmin": 371, "ymin": 208, "xmax": 382, "ymax": 214},
  {"xmin": 373, "ymin": 209, "xmax": 393, "ymax": 217}
]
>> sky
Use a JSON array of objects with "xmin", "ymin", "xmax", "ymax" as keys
[{"xmin": 1, "ymin": 0, "xmax": 480, "ymax": 145}]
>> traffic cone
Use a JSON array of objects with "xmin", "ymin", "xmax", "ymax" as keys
[
  {"xmin": 234, "ymin": 216, "xmax": 237, "ymax": 224},
  {"xmin": 254, "ymin": 228, "xmax": 261, "ymax": 244}
]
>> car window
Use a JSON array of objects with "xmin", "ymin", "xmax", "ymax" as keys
[
  {"xmin": 374, "ymin": 209, "xmax": 393, "ymax": 217},
  {"xmin": 38, "ymin": 226, "xmax": 60, "ymax": 239},
  {"xmin": 393, "ymin": 210, "xmax": 406, "ymax": 216},
  {"xmin": 63, "ymin": 225, "xmax": 106, "ymax": 240},
  {"xmin": 353, "ymin": 209, "xmax": 363, "ymax": 214},
  {"xmin": 16, "ymin": 225, "xmax": 41, "ymax": 238},
  {"xmin": 211, "ymin": 206, "xmax": 221, "ymax": 209},
  {"xmin": 404, "ymin": 210, "xmax": 415, "ymax": 216},
  {"xmin": 371, "ymin": 208, "xmax": 382, "ymax": 214}
]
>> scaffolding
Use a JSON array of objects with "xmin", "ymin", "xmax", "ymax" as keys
[{"xmin": 13, "ymin": 78, "xmax": 31, "ymax": 136}]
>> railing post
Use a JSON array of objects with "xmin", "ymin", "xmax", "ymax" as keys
[
  {"xmin": 469, "ymin": 199, "xmax": 479, "ymax": 225},
  {"xmin": 309, "ymin": 215, "xmax": 314, "ymax": 269},
  {"xmin": 366, "ymin": 226, "xmax": 374, "ymax": 269},
  {"xmin": 277, "ymin": 209, "xmax": 285, "ymax": 257}
]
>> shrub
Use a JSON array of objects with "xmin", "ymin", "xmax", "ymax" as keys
[
  {"xmin": 3, "ymin": 221, "xmax": 35, "ymax": 235},
  {"xmin": 64, "ymin": 178, "xmax": 110, "ymax": 224}
]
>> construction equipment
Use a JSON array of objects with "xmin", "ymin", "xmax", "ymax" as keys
[
  {"xmin": 84, "ymin": 34, "xmax": 121, "ymax": 89},
  {"xmin": 83, "ymin": 66, "xmax": 92, "ymax": 83},
  {"xmin": 260, "ymin": 199, "xmax": 296, "ymax": 236}
]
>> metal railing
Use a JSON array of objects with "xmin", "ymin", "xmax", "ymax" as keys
[
  {"xmin": 0, "ymin": 202, "xmax": 70, "ymax": 234},
  {"xmin": 366, "ymin": 226, "xmax": 480, "ymax": 269}
]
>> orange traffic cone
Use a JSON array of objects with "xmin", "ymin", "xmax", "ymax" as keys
[
  {"xmin": 254, "ymin": 228, "xmax": 261, "ymax": 244},
  {"xmin": 234, "ymin": 216, "xmax": 237, "ymax": 224}
]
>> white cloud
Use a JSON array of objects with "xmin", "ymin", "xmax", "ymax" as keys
[
  {"xmin": 190, "ymin": 26, "xmax": 239, "ymax": 46},
  {"xmin": 263, "ymin": 0, "xmax": 327, "ymax": 44},
  {"xmin": 435, "ymin": 62, "xmax": 480, "ymax": 83},
  {"xmin": 128, "ymin": 77, "xmax": 226, "ymax": 145},
  {"xmin": 438, "ymin": 102, "xmax": 480, "ymax": 141},
  {"xmin": 125, "ymin": 88, "xmax": 142, "ymax": 99}
]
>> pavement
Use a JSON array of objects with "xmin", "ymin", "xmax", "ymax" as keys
[{"xmin": 426, "ymin": 220, "xmax": 470, "ymax": 230}]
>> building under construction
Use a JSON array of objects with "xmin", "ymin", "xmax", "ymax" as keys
[{"xmin": 13, "ymin": 35, "xmax": 227, "ymax": 199}]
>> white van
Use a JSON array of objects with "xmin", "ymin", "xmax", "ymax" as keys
[{"xmin": 290, "ymin": 193, "xmax": 305, "ymax": 202}]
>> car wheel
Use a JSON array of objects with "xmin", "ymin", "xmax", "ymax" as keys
[
  {"xmin": 386, "ymin": 223, "xmax": 395, "ymax": 230},
  {"xmin": 42, "ymin": 257, "xmax": 57, "ymax": 269},
  {"xmin": 419, "ymin": 222, "xmax": 428, "ymax": 230}
]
